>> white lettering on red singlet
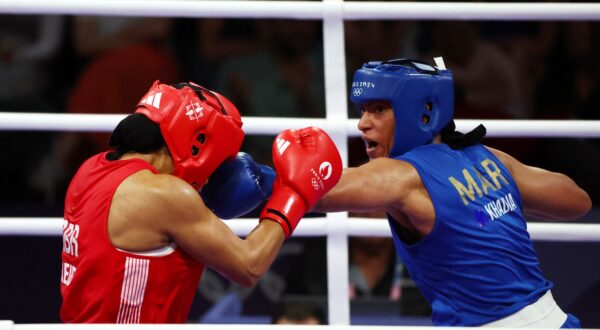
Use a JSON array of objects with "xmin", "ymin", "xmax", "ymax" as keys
[
  {"xmin": 62, "ymin": 219, "xmax": 80, "ymax": 257},
  {"xmin": 61, "ymin": 219, "xmax": 80, "ymax": 286},
  {"xmin": 61, "ymin": 262, "xmax": 76, "ymax": 286}
]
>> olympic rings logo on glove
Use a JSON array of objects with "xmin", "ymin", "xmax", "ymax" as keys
[
  {"xmin": 352, "ymin": 88, "xmax": 363, "ymax": 97},
  {"xmin": 311, "ymin": 177, "xmax": 321, "ymax": 190},
  {"xmin": 310, "ymin": 161, "xmax": 334, "ymax": 191}
]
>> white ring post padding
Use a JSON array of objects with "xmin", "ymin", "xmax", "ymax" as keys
[
  {"xmin": 1, "ymin": 112, "xmax": 599, "ymax": 138},
  {"xmin": 1, "ymin": 1, "xmax": 600, "ymax": 21},
  {"xmin": 323, "ymin": 0, "xmax": 351, "ymax": 325},
  {"xmin": 2, "ymin": 218, "xmax": 600, "ymax": 242}
]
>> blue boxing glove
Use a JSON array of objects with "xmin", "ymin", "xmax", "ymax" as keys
[{"xmin": 200, "ymin": 152, "xmax": 275, "ymax": 219}]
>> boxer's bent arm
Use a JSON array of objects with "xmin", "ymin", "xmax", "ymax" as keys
[
  {"xmin": 314, "ymin": 157, "xmax": 414, "ymax": 213},
  {"xmin": 487, "ymin": 147, "xmax": 592, "ymax": 221},
  {"xmin": 152, "ymin": 176, "xmax": 285, "ymax": 287}
]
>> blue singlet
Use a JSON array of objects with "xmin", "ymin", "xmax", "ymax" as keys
[{"xmin": 391, "ymin": 143, "xmax": 552, "ymax": 326}]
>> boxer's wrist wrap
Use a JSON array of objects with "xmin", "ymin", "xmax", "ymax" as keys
[{"xmin": 259, "ymin": 185, "xmax": 307, "ymax": 238}]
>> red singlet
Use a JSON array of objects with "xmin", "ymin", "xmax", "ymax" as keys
[{"xmin": 61, "ymin": 152, "xmax": 204, "ymax": 323}]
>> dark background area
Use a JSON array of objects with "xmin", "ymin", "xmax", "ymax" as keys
[{"xmin": 0, "ymin": 0, "xmax": 599, "ymax": 326}]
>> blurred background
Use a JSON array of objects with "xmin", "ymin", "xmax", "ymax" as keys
[{"xmin": 0, "ymin": 0, "xmax": 599, "ymax": 327}]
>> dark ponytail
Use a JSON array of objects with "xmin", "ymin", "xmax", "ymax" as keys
[
  {"xmin": 106, "ymin": 114, "xmax": 166, "ymax": 160},
  {"xmin": 440, "ymin": 120, "xmax": 487, "ymax": 150}
]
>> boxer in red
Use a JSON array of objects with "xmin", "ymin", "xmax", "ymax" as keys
[{"xmin": 60, "ymin": 81, "xmax": 342, "ymax": 323}]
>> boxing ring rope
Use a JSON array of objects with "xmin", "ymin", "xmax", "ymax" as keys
[
  {"xmin": 0, "ymin": 323, "xmax": 472, "ymax": 330},
  {"xmin": 0, "ymin": 323, "xmax": 464, "ymax": 330},
  {"xmin": 2, "ymin": 0, "xmax": 600, "ymax": 21},
  {"xmin": 1, "ymin": 113, "xmax": 600, "ymax": 137},
  {"xmin": 2, "ymin": 217, "xmax": 600, "ymax": 242},
  {"xmin": 1, "ymin": 0, "xmax": 600, "ymax": 327}
]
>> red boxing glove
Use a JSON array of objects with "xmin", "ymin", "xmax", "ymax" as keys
[{"xmin": 260, "ymin": 127, "xmax": 342, "ymax": 238}]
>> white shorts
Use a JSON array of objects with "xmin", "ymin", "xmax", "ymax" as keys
[{"xmin": 482, "ymin": 291, "xmax": 567, "ymax": 328}]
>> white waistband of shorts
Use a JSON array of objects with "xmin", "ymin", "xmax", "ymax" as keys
[
  {"xmin": 482, "ymin": 290, "xmax": 567, "ymax": 328},
  {"xmin": 116, "ymin": 242, "xmax": 177, "ymax": 257}
]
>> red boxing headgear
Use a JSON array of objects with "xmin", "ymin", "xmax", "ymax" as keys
[{"xmin": 136, "ymin": 80, "xmax": 244, "ymax": 189}]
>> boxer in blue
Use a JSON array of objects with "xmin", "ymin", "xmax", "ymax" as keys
[
  {"xmin": 313, "ymin": 58, "xmax": 591, "ymax": 327},
  {"xmin": 204, "ymin": 58, "xmax": 591, "ymax": 327}
]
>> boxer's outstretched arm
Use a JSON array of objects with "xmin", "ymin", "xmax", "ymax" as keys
[{"xmin": 314, "ymin": 157, "xmax": 417, "ymax": 213}]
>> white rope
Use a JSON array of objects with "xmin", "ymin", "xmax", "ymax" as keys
[
  {"xmin": 1, "ymin": 0, "xmax": 599, "ymax": 20},
  {"xmin": 2, "ymin": 324, "xmax": 423, "ymax": 330},
  {"xmin": 6, "ymin": 324, "xmax": 600, "ymax": 330},
  {"xmin": 343, "ymin": 2, "xmax": 600, "ymax": 20},
  {"xmin": 2, "ymin": 324, "xmax": 462, "ymax": 330},
  {"xmin": 2, "ymin": 217, "xmax": 599, "ymax": 242},
  {"xmin": 0, "ymin": 1, "xmax": 324, "ymax": 19},
  {"xmin": 454, "ymin": 119, "xmax": 600, "ymax": 138},
  {"xmin": 1, "ymin": 112, "xmax": 599, "ymax": 138},
  {"xmin": 0, "ymin": 112, "xmax": 332, "ymax": 134},
  {"xmin": 0, "ymin": 112, "xmax": 125, "ymax": 132}
]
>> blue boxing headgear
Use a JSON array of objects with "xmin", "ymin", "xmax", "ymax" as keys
[{"xmin": 350, "ymin": 59, "xmax": 454, "ymax": 157}]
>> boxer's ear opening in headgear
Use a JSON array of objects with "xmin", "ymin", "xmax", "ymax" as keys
[
  {"xmin": 422, "ymin": 114, "xmax": 430, "ymax": 124},
  {"xmin": 107, "ymin": 113, "xmax": 167, "ymax": 161},
  {"xmin": 425, "ymin": 102, "xmax": 432, "ymax": 111}
]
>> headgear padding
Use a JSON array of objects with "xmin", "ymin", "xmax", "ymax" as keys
[
  {"xmin": 350, "ymin": 59, "xmax": 453, "ymax": 157},
  {"xmin": 136, "ymin": 80, "xmax": 244, "ymax": 189}
]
